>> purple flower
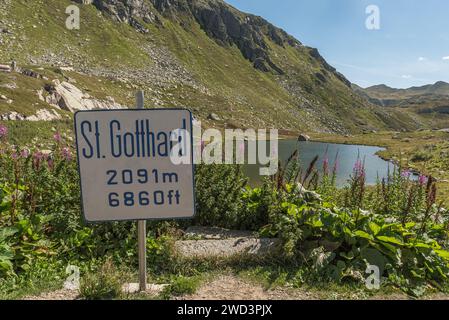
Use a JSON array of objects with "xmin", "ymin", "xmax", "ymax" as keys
[
  {"xmin": 20, "ymin": 149, "xmax": 30, "ymax": 158},
  {"xmin": 33, "ymin": 151, "xmax": 44, "ymax": 169},
  {"xmin": 47, "ymin": 158, "xmax": 54, "ymax": 170},
  {"xmin": 418, "ymin": 174, "xmax": 428, "ymax": 186},
  {"xmin": 33, "ymin": 151, "xmax": 44, "ymax": 160},
  {"xmin": 401, "ymin": 170, "xmax": 411, "ymax": 179},
  {"xmin": 353, "ymin": 160, "xmax": 361, "ymax": 172},
  {"xmin": 11, "ymin": 152, "xmax": 18, "ymax": 160},
  {"xmin": 0, "ymin": 125, "xmax": 7, "ymax": 138},
  {"xmin": 61, "ymin": 147, "xmax": 72, "ymax": 161},
  {"xmin": 353, "ymin": 159, "xmax": 363, "ymax": 173},
  {"xmin": 332, "ymin": 159, "xmax": 339, "ymax": 174},
  {"xmin": 323, "ymin": 158, "xmax": 329, "ymax": 174},
  {"xmin": 353, "ymin": 159, "xmax": 366, "ymax": 179},
  {"xmin": 53, "ymin": 132, "xmax": 62, "ymax": 143}
]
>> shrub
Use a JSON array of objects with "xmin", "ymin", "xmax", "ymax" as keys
[
  {"xmin": 239, "ymin": 182, "xmax": 276, "ymax": 231},
  {"xmin": 194, "ymin": 164, "xmax": 247, "ymax": 229},
  {"xmin": 79, "ymin": 259, "xmax": 128, "ymax": 300},
  {"xmin": 160, "ymin": 275, "xmax": 201, "ymax": 299},
  {"xmin": 411, "ymin": 150, "xmax": 432, "ymax": 162}
]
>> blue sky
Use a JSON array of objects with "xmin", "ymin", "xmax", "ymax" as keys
[{"xmin": 225, "ymin": 0, "xmax": 449, "ymax": 88}]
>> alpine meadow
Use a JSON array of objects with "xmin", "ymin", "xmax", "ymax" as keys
[{"xmin": 1, "ymin": 0, "xmax": 449, "ymax": 304}]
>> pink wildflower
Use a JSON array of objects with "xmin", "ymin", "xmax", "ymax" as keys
[
  {"xmin": 53, "ymin": 132, "xmax": 62, "ymax": 143},
  {"xmin": 61, "ymin": 147, "xmax": 72, "ymax": 161},
  {"xmin": 418, "ymin": 174, "xmax": 428, "ymax": 186},
  {"xmin": 0, "ymin": 125, "xmax": 7, "ymax": 138},
  {"xmin": 20, "ymin": 149, "xmax": 30, "ymax": 158}
]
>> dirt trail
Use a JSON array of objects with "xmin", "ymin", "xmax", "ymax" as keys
[
  {"xmin": 177, "ymin": 275, "xmax": 318, "ymax": 300},
  {"xmin": 20, "ymin": 275, "xmax": 449, "ymax": 300},
  {"xmin": 22, "ymin": 289, "xmax": 79, "ymax": 300}
]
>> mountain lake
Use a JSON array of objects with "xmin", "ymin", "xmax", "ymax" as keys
[{"xmin": 243, "ymin": 140, "xmax": 414, "ymax": 187}]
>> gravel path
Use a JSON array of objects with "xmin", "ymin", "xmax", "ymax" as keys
[
  {"xmin": 177, "ymin": 275, "xmax": 318, "ymax": 300},
  {"xmin": 20, "ymin": 277, "xmax": 449, "ymax": 300},
  {"xmin": 22, "ymin": 289, "xmax": 79, "ymax": 300}
]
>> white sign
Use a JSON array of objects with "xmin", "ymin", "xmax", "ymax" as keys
[{"xmin": 74, "ymin": 109, "xmax": 195, "ymax": 222}]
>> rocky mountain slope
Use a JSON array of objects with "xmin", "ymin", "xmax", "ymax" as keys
[{"xmin": 0, "ymin": 0, "xmax": 420, "ymax": 133}]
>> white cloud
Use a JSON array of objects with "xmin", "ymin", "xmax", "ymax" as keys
[
  {"xmin": 443, "ymin": 56, "xmax": 449, "ymax": 60},
  {"xmin": 401, "ymin": 75, "xmax": 412, "ymax": 79},
  {"xmin": 418, "ymin": 57, "xmax": 426, "ymax": 61}
]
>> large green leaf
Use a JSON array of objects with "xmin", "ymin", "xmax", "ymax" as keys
[
  {"xmin": 354, "ymin": 230, "xmax": 374, "ymax": 241},
  {"xmin": 369, "ymin": 222, "xmax": 381, "ymax": 236},
  {"xmin": 377, "ymin": 235, "xmax": 403, "ymax": 246},
  {"xmin": 0, "ymin": 227, "xmax": 18, "ymax": 241},
  {"xmin": 0, "ymin": 259, "xmax": 13, "ymax": 272},
  {"xmin": 360, "ymin": 248, "xmax": 388, "ymax": 275},
  {"xmin": 435, "ymin": 250, "xmax": 449, "ymax": 261}
]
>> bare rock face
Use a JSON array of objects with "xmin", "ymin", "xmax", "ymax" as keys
[
  {"xmin": 26, "ymin": 109, "xmax": 62, "ymax": 121},
  {"xmin": 151, "ymin": 0, "xmax": 301, "ymax": 74},
  {"xmin": 89, "ymin": 0, "xmax": 160, "ymax": 31},
  {"xmin": 85, "ymin": 0, "xmax": 300, "ymax": 74},
  {"xmin": 181, "ymin": 0, "xmax": 292, "ymax": 74},
  {"xmin": 41, "ymin": 80, "xmax": 124, "ymax": 112}
]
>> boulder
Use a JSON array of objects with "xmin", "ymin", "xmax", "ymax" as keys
[
  {"xmin": 176, "ymin": 226, "xmax": 281, "ymax": 258},
  {"xmin": 0, "ymin": 111, "xmax": 25, "ymax": 121},
  {"xmin": 0, "ymin": 64, "xmax": 11, "ymax": 73},
  {"xmin": 298, "ymin": 134, "xmax": 310, "ymax": 141},
  {"xmin": 41, "ymin": 80, "xmax": 124, "ymax": 112},
  {"xmin": 184, "ymin": 226, "xmax": 255, "ymax": 240},
  {"xmin": 0, "ymin": 109, "xmax": 62, "ymax": 121},
  {"xmin": 208, "ymin": 113, "xmax": 221, "ymax": 121},
  {"xmin": 22, "ymin": 69, "xmax": 43, "ymax": 79},
  {"xmin": 175, "ymin": 238, "xmax": 281, "ymax": 259},
  {"xmin": 26, "ymin": 109, "xmax": 62, "ymax": 121}
]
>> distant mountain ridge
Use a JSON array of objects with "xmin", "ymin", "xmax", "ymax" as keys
[{"xmin": 354, "ymin": 81, "xmax": 449, "ymax": 112}]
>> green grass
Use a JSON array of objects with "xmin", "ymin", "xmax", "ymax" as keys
[
  {"xmin": 160, "ymin": 275, "xmax": 204, "ymax": 299},
  {"xmin": 0, "ymin": 120, "xmax": 73, "ymax": 146},
  {"xmin": 0, "ymin": 72, "xmax": 56, "ymax": 116},
  {"xmin": 0, "ymin": 259, "xmax": 67, "ymax": 300},
  {"xmin": 2, "ymin": 0, "xmax": 152, "ymax": 69}
]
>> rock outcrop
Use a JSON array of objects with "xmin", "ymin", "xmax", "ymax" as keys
[
  {"xmin": 0, "ymin": 109, "xmax": 62, "ymax": 121},
  {"xmin": 40, "ymin": 80, "xmax": 123, "ymax": 112},
  {"xmin": 86, "ymin": 0, "xmax": 160, "ymax": 32}
]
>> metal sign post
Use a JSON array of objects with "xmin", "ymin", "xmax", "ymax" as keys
[{"xmin": 136, "ymin": 91, "xmax": 147, "ymax": 292}]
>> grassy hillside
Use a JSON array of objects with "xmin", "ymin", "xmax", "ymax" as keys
[{"xmin": 0, "ymin": 0, "xmax": 422, "ymax": 133}]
